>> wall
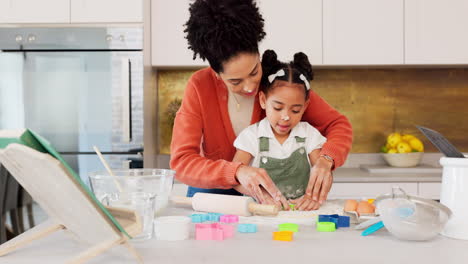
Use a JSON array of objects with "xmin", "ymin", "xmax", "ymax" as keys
[{"xmin": 157, "ymin": 68, "xmax": 468, "ymax": 154}]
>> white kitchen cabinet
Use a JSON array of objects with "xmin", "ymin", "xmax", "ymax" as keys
[
  {"xmin": 0, "ymin": 0, "xmax": 70, "ymax": 23},
  {"xmin": 405, "ymin": 0, "xmax": 468, "ymax": 64},
  {"xmin": 71, "ymin": 0, "xmax": 142, "ymax": 23},
  {"xmin": 257, "ymin": 0, "xmax": 322, "ymax": 65},
  {"xmin": 323, "ymin": 0, "xmax": 404, "ymax": 65},
  {"xmin": 328, "ymin": 182, "xmax": 418, "ymax": 199},
  {"xmin": 0, "ymin": 0, "xmax": 141, "ymax": 24},
  {"xmin": 151, "ymin": 0, "xmax": 206, "ymax": 67},
  {"xmin": 151, "ymin": 0, "xmax": 322, "ymax": 67}
]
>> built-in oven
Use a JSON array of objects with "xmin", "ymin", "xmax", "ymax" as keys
[{"xmin": 0, "ymin": 27, "xmax": 144, "ymax": 184}]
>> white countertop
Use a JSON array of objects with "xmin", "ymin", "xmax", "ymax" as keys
[
  {"xmin": 333, "ymin": 168, "xmax": 442, "ymax": 183},
  {"xmin": 334, "ymin": 153, "xmax": 444, "ymax": 183},
  {"xmin": 3, "ymin": 205, "xmax": 468, "ymax": 264}
]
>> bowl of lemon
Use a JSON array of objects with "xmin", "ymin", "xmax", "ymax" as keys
[{"xmin": 381, "ymin": 133, "xmax": 424, "ymax": 167}]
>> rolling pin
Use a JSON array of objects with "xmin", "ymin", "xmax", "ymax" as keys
[{"xmin": 171, "ymin": 193, "xmax": 279, "ymax": 217}]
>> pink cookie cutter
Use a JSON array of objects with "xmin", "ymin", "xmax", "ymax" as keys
[
  {"xmin": 195, "ymin": 223, "xmax": 235, "ymax": 240},
  {"xmin": 220, "ymin": 214, "xmax": 239, "ymax": 223}
]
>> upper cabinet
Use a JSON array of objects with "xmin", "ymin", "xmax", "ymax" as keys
[
  {"xmin": 405, "ymin": 0, "xmax": 468, "ymax": 64},
  {"xmin": 0, "ymin": 0, "xmax": 142, "ymax": 24},
  {"xmin": 151, "ymin": 0, "xmax": 322, "ymax": 67},
  {"xmin": 257, "ymin": 0, "xmax": 322, "ymax": 65},
  {"xmin": 0, "ymin": 0, "xmax": 70, "ymax": 23},
  {"xmin": 150, "ymin": 0, "xmax": 468, "ymax": 67},
  {"xmin": 71, "ymin": 0, "xmax": 142, "ymax": 23},
  {"xmin": 151, "ymin": 0, "xmax": 206, "ymax": 67},
  {"xmin": 323, "ymin": 0, "xmax": 404, "ymax": 65}
]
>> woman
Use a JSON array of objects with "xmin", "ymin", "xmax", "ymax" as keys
[{"xmin": 170, "ymin": 0, "xmax": 353, "ymax": 210}]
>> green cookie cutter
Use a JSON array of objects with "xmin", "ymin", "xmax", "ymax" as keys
[
  {"xmin": 316, "ymin": 222, "xmax": 336, "ymax": 232},
  {"xmin": 278, "ymin": 223, "xmax": 299, "ymax": 232}
]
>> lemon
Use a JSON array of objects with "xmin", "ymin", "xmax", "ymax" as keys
[
  {"xmin": 387, "ymin": 133, "xmax": 402, "ymax": 148},
  {"xmin": 397, "ymin": 142, "xmax": 412, "ymax": 153},
  {"xmin": 409, "ymin": 138, "xmax": 424, "ymax": 152},
  {"xmin": 388, "ymin": 148, "xmax": 397, "ymax": 154},
  {"xmin": 402, "ymin": 134, "xmax": 416, "ymax": 142}
]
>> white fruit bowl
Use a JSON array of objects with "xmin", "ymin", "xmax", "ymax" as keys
[{"xmin": 381, "ymin": 152, "xmax": 423, "ymax": 167}]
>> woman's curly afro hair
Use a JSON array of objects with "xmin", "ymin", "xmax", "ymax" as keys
[{"xmin": 184, "ymin": 0, "xmax": 266, "ymax": 73}]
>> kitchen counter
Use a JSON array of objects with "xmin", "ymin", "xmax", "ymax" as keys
[
  {"xmin": 334, "ymin": 153, "xmax": 444, "ymax": 183},
  {"xmin": 333, "ymin": 168, "xmax": 442, "ymax": 183},
  {"xmin": 3, "ymin": 206, "xmax": 468, "ymax": 264},
  {"xmin": 170, "ymin": 167, "xmax": 444, "ymax": 200}
]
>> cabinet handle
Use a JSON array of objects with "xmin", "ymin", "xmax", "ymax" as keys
[
  {"xmin": 128, "ymin": 59, "xmax": 133, "ymax": 142},
  {"xmin": 121, "ymin": 58, "xmax": 132, "ymax": 143}
]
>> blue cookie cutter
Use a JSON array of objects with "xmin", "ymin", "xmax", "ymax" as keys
[
  {"xmin": 190, "ymin": 213, "xmax": 223, "ymax": 223},
  {"xmin": 318, "ymin": 214, "xmax": 350, "ymax": 228},
  {"xmin": 206, "ymin": 213, "xmax": 223, "ymax": 222},
  {"xmin": 237, "ymin": 224, "xmax": 257, "ymax": 233},
  {"xmin": 190, "ymin": 214, "xmax": 209, "ymax": 223}
]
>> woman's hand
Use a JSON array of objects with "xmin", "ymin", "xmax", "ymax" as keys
[
  {"xmin": 233, "ymin": 182, "xmax": 283, "ymax": 208},
  {"xmin": 293, "ymin": 156, "xmax": 334, "ymax": 210},
  {"xmin": 257, "ymin": 187, "xmax": 279, "ymax": 206},
  {"xmin": 235, "ymin": 165, "xmax": 289, "ymax": 210}
]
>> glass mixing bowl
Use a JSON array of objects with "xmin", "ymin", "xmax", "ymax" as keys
[
  {"xmin": 89, "ymin": 168, "xmax": 175, "ymax": 215},
  {"xmin": 375, "ymin": 187, "xmax": 452, "ymax": 241}
]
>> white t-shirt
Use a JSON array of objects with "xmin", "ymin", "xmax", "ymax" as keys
[
  {"xmin": 227, "ymin": 89, "xmax": 255, "ymax": 136},
  {"xmin": 233, "ymin": 118, "xmax": 327, "ymax": 167}
]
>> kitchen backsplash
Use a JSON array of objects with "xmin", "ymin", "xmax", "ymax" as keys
[{"xmin": 157, "ymin": 68, "xmax": 468, "ymax": 154}]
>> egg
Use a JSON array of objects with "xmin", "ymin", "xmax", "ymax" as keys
[
  {"xmin": 356, "ymin": 201, "xmax": 375, "ymax": 215},
  {"xmin": 344, "ymin": 199, "xmax": 358, "ymax": 212}
]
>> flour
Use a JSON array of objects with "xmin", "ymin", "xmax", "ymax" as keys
[{"xmin": 239, "ymin": 199, "xmax": 345, "ymax": 226}]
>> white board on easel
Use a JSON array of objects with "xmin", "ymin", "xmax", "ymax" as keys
[{"xmin": 0, "ymin": 142, "xmax": 143, "ymax": 263}]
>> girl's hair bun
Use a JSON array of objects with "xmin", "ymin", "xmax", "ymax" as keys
[
  {"xmin": 261, "ymin": 49, "xmax": 280, "ymax": 75},
  {"xmin": 292, "ymin": 52, "xmax": 313, "ymax": 81},
  {"xmin": 261, "ymin": 49, "xmax": 284, "ymax": 87}
]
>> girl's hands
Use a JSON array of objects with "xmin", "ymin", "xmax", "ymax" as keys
[
  {"xmin": 235, "ymin": 165, "xmax": 289, "ymax": 210},
  {"xmin": 291, "ymin": 156, "xmax": 334, "ymax": 210}
]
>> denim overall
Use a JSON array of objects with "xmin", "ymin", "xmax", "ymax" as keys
[{"xmin": 258, "ymin": 136, "xmax": 311, "ymax": 200}]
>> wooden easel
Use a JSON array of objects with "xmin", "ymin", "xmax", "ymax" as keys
[{"xmin": 0, "ymin": 144, "xmax": 144, "ymax": 263}]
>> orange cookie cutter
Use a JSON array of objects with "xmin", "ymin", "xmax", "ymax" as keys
[{"xmin": 273, "ymin": 231, "xmax": 293, "ymax": 242}]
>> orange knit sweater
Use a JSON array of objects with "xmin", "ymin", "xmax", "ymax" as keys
[{"xmin": 170, "ymin": 68, "xmax": 353, "ymax": 189}]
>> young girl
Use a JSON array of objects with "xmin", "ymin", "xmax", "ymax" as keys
[{"xmin": 233, "ymin": 50, "xmax": 328, "ymax": 210}]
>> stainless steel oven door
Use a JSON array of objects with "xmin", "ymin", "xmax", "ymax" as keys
[{"xmin": 0, "ymin": 50, "xmax": 143, "ymax": 153}]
